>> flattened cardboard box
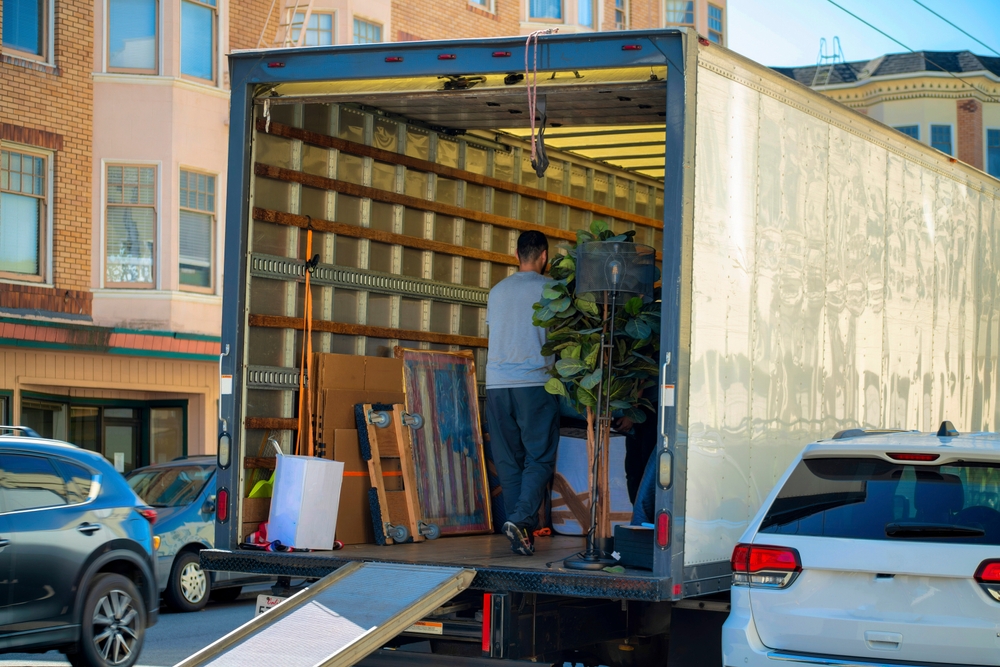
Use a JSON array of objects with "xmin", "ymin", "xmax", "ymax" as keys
[{"xmin": 333, "ymin": 429, "xmax": 402, "ymax": 545}]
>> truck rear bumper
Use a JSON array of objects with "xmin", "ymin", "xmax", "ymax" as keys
[{"xmin": 200, "ymin": 540, "xmax": 670, "ymax": 601}]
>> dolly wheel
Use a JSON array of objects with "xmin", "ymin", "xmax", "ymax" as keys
[
  {"xmin": 368, "ymin": 410, "xmax": 391, "ymax": 428},
  {"xmin": 402, "ymin": 412, "xmax": 424, "ymax": 430},
  {"xmin": 419, "ymin": 522, "xmax": 441, "ymax": 540},
  {"xmin": 388, "ymin": 524, "xmax": 410, "ymax": 543}
]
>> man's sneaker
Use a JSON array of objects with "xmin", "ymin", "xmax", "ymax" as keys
[{"xmin": 503, "ymin": 521, "xmax": 534, "ymax": 556}]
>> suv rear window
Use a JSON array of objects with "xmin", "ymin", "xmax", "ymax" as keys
[
  {"xmin": 760, "ymin": 457, "xmax": 1000, "ymax": 544},
  {"xmin": 127, "ymin": 466, "xmax": 212, "ymax": 507}
]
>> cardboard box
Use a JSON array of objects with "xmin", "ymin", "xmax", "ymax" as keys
[
  {"xmin": 333, "ymin": 429, "xmax": 374, "ymax": 545},
  {"xmin": 242, "ymin": 497, "xmax": 271, "ymax": 525}
]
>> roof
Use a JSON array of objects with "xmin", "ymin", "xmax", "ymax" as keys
[{"xmin": 772, "ymin": 50, "xmax": 1000, "ymax": 87}]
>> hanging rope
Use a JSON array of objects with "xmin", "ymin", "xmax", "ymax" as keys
[
  {"xmin": 525, "ymin": 28, "xmax": 556, "ymax": 177},
  {"xmin": 296, "ymin": 224, "xmax": 319, "ymax": 456}
]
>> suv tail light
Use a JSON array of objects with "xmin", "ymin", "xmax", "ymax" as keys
[
  {"xmin": 731, "ymin": 543, "xmax": 801, "ymax": 588},
  {"xmin": 975, "ymin": 560, "xmax": 1000, "ymax": 601},
  {"xmin": 138, "ymin": 507, "xmax": 157, "ymax": 525}
]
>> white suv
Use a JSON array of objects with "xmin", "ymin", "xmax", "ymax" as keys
[{"xmin": 723, "ymin": 424, "xmax": 1000, "ymax": 667}]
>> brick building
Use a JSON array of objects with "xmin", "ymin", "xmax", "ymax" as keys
[{"xmin": 774, "ymin": 52, "xmax": 1000, "ymax": 179}]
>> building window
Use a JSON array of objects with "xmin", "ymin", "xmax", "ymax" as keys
[
  {"xmin": 2, "ymin": 0, "xmax": 49, "ymax": 59},
  {"xmin": 931, "ymin": 125, "xmax": 953, "ymax": 155},
  {"xmin": 469, "ymin": 0, "xmax": 492, "ymax": 10},
  {"xmin": 181, "ymin": 0, "xmax": 216, "ymax": 81},
  {"xmin": 529, "ymin": 0, "xmax": 562, "ymax": 20},
  {"xmin": 578, "ymin": 0, "xmax": 595, "ymax": 27},
  {"xmin": 895, "ymin": 125, "xmax": 920, "ymax": 140},
  {"xmin": 708, "ymin": 4, "xmax": 724, "ymax": 43},
  {"xmin": 986, "ymin": 129, "xmax": 1000, "ymax": 179},
  {"xmin": 664, "ymin": 1, "xmax": 693, "ymax": 24},
  {"xmin": 615, "ymin": 0, "xmax": 628, "ymax": 29},
  {"xmin": 179, "ymin": 170, "xmax": 215, "ymax": 291},
  {"xmin": 107, "ymin": 0, "xmax": 157, "ymax": 72},
  {"xmin": 292, "ymin": 11, "xmax": 333, "ymax": 46},
  {"xmin": 353, "ymin": 18, "xmax": 382, "ymax": 44},
  {"xmin": 0, "ymin": 148, "xmax": 47, "ymax": 280},
  {"xmin": 106, "ymin": 165, "xmax": 156, "ymax": 287}
]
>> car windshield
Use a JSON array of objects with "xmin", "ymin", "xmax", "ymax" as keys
[
  {"xmin": 759, "ymin": 457, "xmax": 1000, "ymax": 545},
  {"xmin": 127, "ymin": 466, "xmax": 212, "ymax": 507}
]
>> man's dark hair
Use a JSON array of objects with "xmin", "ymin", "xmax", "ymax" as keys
[{"xmin": 517, "ymin": 231, "xmax": 548, "ymax": 263}]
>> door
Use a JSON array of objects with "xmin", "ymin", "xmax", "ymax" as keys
[
  {"xmin": 0, "ymin": 453, "xmax": 102, "ymax": 634},
  {"xmin": 103, "ymin": 408, "xmax": 140, "ymax": 474},
  {"xmin": 749, "ymin": 456, "xmax": 1000, "ymax": 665}
]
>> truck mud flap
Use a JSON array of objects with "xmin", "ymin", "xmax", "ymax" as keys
[{"xmin": 174, "ymin": 561, "xmax": 476, "ymax": 667}]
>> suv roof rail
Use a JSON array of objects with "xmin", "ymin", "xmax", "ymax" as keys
[
  {"xmin": 0, "ymin": 425, "xmax": 42, "ymax": 438},
  {"xmin": 831, "ymin": 428, "xmax": 910, "ymax": 440}
]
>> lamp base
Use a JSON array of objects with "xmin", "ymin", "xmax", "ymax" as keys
[{"xmin": 563, "ymin": 550, "xmax": 618, "ymax": 571}]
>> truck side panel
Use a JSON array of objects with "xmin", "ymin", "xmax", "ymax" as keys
[{"xmin": 683, "ymin": 50, "xmax": 1000, "ymax": 569}]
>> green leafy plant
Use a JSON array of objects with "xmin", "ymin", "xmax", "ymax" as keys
[{"xmin": 533, "ymin": 220, "xmax": 660, "ymax": 425}]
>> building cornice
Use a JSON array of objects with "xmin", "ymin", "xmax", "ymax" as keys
[{"xmin": 92, "ymin": 73, "xmax": 231, "ymax": 100}]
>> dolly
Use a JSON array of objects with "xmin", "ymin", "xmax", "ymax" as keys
[{"xmin": 355, "ymin": 403, "xmax": 440, "ymax": 544}]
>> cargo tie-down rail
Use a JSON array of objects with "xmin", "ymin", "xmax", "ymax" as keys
[{"xmin": 174, "ymin": 562, "xmax": 476, "ymax": 667}]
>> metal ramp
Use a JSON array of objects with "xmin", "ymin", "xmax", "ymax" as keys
[{"xmin": 175, "ymin": 562, "xmax": 476, "ymax": 667}]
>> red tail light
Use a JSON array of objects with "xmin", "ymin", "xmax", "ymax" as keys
[
  {"xmin": 975, "ymin": 560, "xmax": 1000, "ymax": 602},
  {"xmin": 481, "ymin": 593, "xmax": 492, "ymax": 653},
  {"xmin": 492, "ymin": 51, "xmax": 511, "ymax": 57},
  {"xmin": 138, "ymin": 507, "xmax": 157, "ymax": 525},
  {"xmin": 655, "ymin": 511, "xmax": 671, "ymax": 548},
  {"xmin": 887, "ymin": 452, "xmax": 940, "ymax": 462},
  {"xmin": 622, "ymin": 44, "xmax": 642, "ymax": 51},
  {"xmin": 385, "ymin": 56, "xmax": 403, "ymax": 62},
  {"xmin": 217, "ymin": 488, "xmax": 229, "ymax": 523},
  {"xmin": 731, "ymin": 543, "xmax": 801, "ymax": 588},
  {"xmin": 438, "ymin": 54, "xmax": 456, "ymax": 60}
]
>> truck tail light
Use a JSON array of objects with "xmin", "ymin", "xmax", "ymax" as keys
[
  {"xmin": 481, "ymin": 593, "xmax": 492, "ymax": 653},
  {"xmin": 438, "ymin": 54, "xmax": 456, "ymax": 60},
  {"xmin": 975, "ymin": 560, "xmax": 1000, "ymax": 601},
  {"xmin": 731, "ymin": 543, "xmax": 801, "ymax": 588},
  {"xmin": 217, "ymin": 488, "xmax": 229, "ymax": 523},
  {"xmin": 385, "ymin": 56, "xmax": 403, "ymax": 62},
  {"xmin": 655, "ymin": 511, "xmax": 671, "ymax": 548},
  {"xmin": 492, "ymin": 51, "xmax": 511, "ymax": 57}
]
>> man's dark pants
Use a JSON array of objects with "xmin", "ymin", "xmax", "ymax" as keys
[{"xmin": 485, "ymin": 386, "xmax": 560, "ymax": 530}]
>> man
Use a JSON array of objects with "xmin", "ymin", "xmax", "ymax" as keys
[{"xmin": 485, "ymin": 230, "xmax": 560, "ymax": 556}]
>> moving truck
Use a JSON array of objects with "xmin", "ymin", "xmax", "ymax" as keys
[{"xmin": 204, "ymin": 28, "xmax": 1000, "ymax": 665}]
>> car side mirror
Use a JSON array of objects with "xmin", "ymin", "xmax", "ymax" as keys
[{"xmin": 202, "ymin": 497, "xmax": 217, "ymax": 515}]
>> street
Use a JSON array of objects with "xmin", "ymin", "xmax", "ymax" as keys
[{"xmin": 0, "ymin": 588, "xmax": 270, "ymax": 667}]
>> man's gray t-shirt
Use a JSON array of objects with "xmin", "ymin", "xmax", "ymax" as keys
[{"xmin": 485, "ymin": 271, "xmax": 554, "ymax": 389}]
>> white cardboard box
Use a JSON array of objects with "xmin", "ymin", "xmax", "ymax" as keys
[{"xmin": 268, "ymin": 453, "xmax": 344, "ymax": 550}]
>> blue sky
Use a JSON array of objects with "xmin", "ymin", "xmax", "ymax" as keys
[{"xmin": 728, "ymin": 0, "xmax": 1000, "ymax": 67}]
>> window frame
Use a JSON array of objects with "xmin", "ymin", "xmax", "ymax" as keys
[
  {"xmin": 614, "ymin": 0, "xmax": 628, "ymax": 30},
  {"xmin": 352, "ymin": 17, "xmax": 383, "ymax": 44},
  {"xmin": 179, "ymin": 0, "xmax": 217, "ymax": 83},
  {"xmin": 468, "ymin": 0, "xmax": 495, "ymax": 12},
  {"xmin": 528, "ymin": 0, "xmax": 564, "ymax": 22},
  {"xmin": 708, "ymin": 3, "xmax": 724, "ymax": 44},
  {"xmin": 291, "ymin": 10, "xmax": 335, "ymax": 46},
  {"xmin": 2, "ymin": 0, "xmax": 54, "ymax": 65},
  {"xmin": 986, "ymin": 128, "xmax": 1000, "ymax": 179},
  {"xmin": 0, "ymin": 142, "xmax": 52, "ymax": 285},
  {"xmin": 894, "ymin": 124, "xmax": 920, "ymax": 141},
  {"xmin": 178, "ymin": 167, "xmax": 216, "ymax": 294},
  {"xmin": 105, "ymin": 0, "xmax": 160, "ymax": 74},
  {"xmin": 930, "ymin": 123, "xmax": 954, "ymax": 156},
  {"xmin": 663, "ymin": 0, "xmax": 694, "ymax": 26},
  {"xmin": 103, "ymin": 162, "xmax": 159, "ymax": 290}
]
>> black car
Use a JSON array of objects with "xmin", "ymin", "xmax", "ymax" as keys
[{"xmin": 0, "ymin": 426, "xmax": 158, "ymax": 667}]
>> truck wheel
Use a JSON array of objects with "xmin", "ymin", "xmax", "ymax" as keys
[
  {"xmin": 165, "ymin": 551, "xmax": 211, "ymax": 612},
  {"xmin": 71, "ymin": 573, "xmax": 146, "ymax": 667}
]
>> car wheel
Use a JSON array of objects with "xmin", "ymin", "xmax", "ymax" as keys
[
  {"xmin": 210, "ymin": 586, "xmax": 242, "ymax": 603},
  {"xmin": 71, "ymin": 573, "xmax": 146, "ymax": 667},
  {"xmin": 165, "ymin": 551, "xmax": 210, "ymax": 612}
]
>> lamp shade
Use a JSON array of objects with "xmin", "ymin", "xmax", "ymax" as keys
[{"xmin": 576, "ymin": 241, "xmax": 655, "ymax": 298}]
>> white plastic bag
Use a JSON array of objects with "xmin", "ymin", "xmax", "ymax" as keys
[{"xmin": 268, "ymin": 445, "xmax": 344, "ymax": 550}]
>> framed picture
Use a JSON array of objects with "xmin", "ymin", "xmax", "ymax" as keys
[{"xmin": 395, "ymin": 347, "xmax": 492, "ymax": 535}]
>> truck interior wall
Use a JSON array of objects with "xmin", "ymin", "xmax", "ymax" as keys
[
  {"xmin": 239, "ymin": 100, "xmax": 666, "ymax": 539},
  {"xmin": 684, "ymin": 55, "xmax": 1000, "ymax": 569}
]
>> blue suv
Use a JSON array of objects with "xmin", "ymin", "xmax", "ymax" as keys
[{"xmin": 0, "ymin": 426, "xmax": 158, "ymax": 667}]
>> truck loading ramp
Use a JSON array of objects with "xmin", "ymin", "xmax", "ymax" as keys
[{"xmin": 174, "ymin": 561, "xmax": 476, "ymax": 667}]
